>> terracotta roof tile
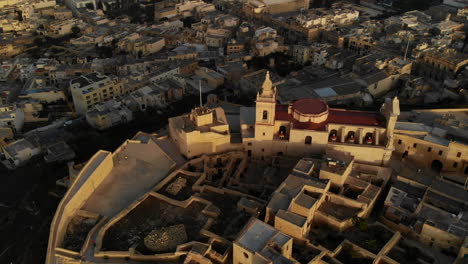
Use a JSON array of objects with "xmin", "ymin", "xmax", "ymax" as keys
[{"xmin": 275, "ymin": 103, "xmax": 385, "ymax": 131}]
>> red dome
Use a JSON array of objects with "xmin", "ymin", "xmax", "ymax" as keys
[{"xmin": 292, "ymin": 99, "xmax": 328, "ymax": 115}]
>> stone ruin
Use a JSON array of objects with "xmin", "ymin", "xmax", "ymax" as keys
[
  {"xmin": 144, "ymin": 224, "xmax": 188, "ymax": 252},
  {"xmin": 166, "ymin": 177, "xmax": 188, "ymax": 196}
]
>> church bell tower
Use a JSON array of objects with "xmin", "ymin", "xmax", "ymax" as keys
[{"xmin": 255, "ymin": 71, "xmax": 277, "ymax": 140}]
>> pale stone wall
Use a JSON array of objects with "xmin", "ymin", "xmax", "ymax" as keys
[
  {"xmin": 250, "ymin": 91, "xmax": 393, "ymax": 164},
  {"xmin": 327, "ymin": 143, "xmax": 392, "ymax": 166},
  {"xmin": 319, "ymin": 160, "xmax": 353, "ymax": 187},
  {"xmin": 420, "ymin": 222, "xmax": 463, "ymax": 252},
  {"xmin": 71, "ymin": 78, "xmax": 125, "ymax": 115},
  {"xmin": 313, "ymin": 194, "xmax": 367, "ymax": 232},
  {"xmin": 274, "ymin": 213, "xmax": 308, "ymax": 239},
  {"xmin": 22, "ymin": 90, "xmax": 66, "ymax": 103},
  {"xmin": 193, "ymin": 111, "xmax": 214, "ymax": 126},
  {"xmin": 394, "ymin": 133, "xmax": 468, "ymax": 174},
  {"xmin": 364, "ymin": 74, "xmax": 400, "ymax": 98},
  {"xmin": 169, "ymin": 108, "xmax": 237, "ymax": 159},
  {"xmin": 290, "ymin": 189, "xmax": 327, "ymax": 224},
  {"xmin": 233, "ymin": 243, "xmax": 254, "ymax": 264},
  {"xmin": 47, "ymin": 150, "xmax": 113, "ymax": 263},
  {"xmin": 184, "ymin": 130, "xmax": 232, "ymax": 158},
  {"xmin": 379, "ymin": 215, "xmax": 413, "ymax": 236},
  {"xmin": 57, "ymin": 152, "xmax": 114, "ymax": 246},
  {"xmin": 264, "ymin": 0, "xmax": 308, "ymax": 15}
]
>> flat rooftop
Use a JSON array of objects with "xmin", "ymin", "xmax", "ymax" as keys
[
  {"xmin": 81, "ymin": 140, "xmax": 176, "ymax": 216},
  {"xmin": 430, "ymin": 178, "xmax": 468, "ymax": 203},
  {"xmin": 236, "ymin": 218, "xmax": 290, "ymax": 253}
]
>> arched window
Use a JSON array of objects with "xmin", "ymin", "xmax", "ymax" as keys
[
  {"xmin": 278, "ymin": 126, "xmax": 287, "ymax": 139},
  {"xmin": 347, "ymin": 131, "xmax": 356, "ymax": 143},
  {"xmin": 431, "ymin": 160, "xmax": 443, "ymax": 172},
  {"xmin": 364, "ymin": 133, "xmax": 373, "ymax": 144},
  {"xmin": 263, "ymin": 110, "xmax": 268, "ymax": 120},
  {"xmin": 329, "ymin": 130, "xmax": 338, "ymax": 142},
  {"xmin": 305, "ymin": 136, "xmax": 312, "ymax": 145}
]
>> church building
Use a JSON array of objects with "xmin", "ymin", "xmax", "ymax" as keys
[
  {"xmin": 169, "ymin": 72, "xmax": 400, "ymax": 166},
  {"xmin": 240, "ymin": 72, "xmax": 400, "ymax": 166}
]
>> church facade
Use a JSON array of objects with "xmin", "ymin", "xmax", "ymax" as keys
[
  {"xmin": 242, "ymin": 72, "xmax": 400, "ymax": 166},
  {"xmin": 171, "ymin": 72, "xmax": 400, "ymax": 166}
]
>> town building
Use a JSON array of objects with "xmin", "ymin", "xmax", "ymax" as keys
[
  {"xmin": 251, "ymin": 27, "xmax": 283, "ymax": 57},
  {"xmin": 243, "ymin": 0, "xmax": 309, "ymax": 16},
  {"xmin": 393, "ymin": 108, "xmax": 468, "ymax": 182},
  {"xmin": 234, "ymin": 218, "xmax": 297, "ymax": 264},
  {"xmin": 383, "ymin": 169, "xmax": 468, "ymax": 255},
  {"xmin": 0, "ymin": 105, "xmax": 24, "ymax": 133},
  {"xmin": 415, "ymin": 48, "xmax": 468, "ymax": 81},
  {"xmin": 169, "ymin": 106, "xmax": 238, "ymax": 158},
  {"xmin": 118, "ymin": 34, "xmax": 166, "ymax": 56},
  {"xmin": 242, "ymin": 72, "xmax": 400, "ymax": 165},
  {"xmin": 86, "ymin": 99, "xmax": 133, "ymax": 130},
  {"xmin": 44, "ymin": 18, "xmax": 81, "ymax": 38},
  {"xmin": 0, "ymin": 127, "xmax": 13, "ymax": 147},
  {"xmin": 0, "ymin": 138, "xmax": 40, "ymax": 169},
  {"xmin": 70, "ymin": 72, "xmax": 126, "ymax": 115}
]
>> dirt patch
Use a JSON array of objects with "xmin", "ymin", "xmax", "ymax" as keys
[
  {"xmin": 102, "ymin": 196, "xmax": 208, "ymax": 252},
  {"xmin": 344, "ymin": 225, "xmax": 394, "ymax": 254},
  {"xmin": 62, "ymin": 216, "xmax": 97, "ymax": 252},
  {"xmin": 200, "ymin": 193, "xmax": 252, "ymax": 241}
]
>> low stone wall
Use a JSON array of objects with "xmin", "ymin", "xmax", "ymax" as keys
[
  {"xmin": 54, "ymin": 247, "xmax": 81, "ymax": 259},
  {"xmin": 379, "ymin": 215, "xmax": 413, "ymax": 236},
  {"xmin": 314, "ymin": 210, "xmax": 353, "ymax": 233},
  {"xmin": 93, "ymin": 191, "xmax": 218, "ymax": 262},
  {"xmin": 94, "ymin": 192, "xmax": 152, "ymax": 252},
  {"xmin": 334, "ymin": 240, "xmax": 377, "ymax": 261},
  {"xmin": 80, "ymin": 216, "xmax": 109, "ymax": 257},
  {"xmin": 47, "ymin": 150, "xmax": 112, "ymax": 264},
  {"xmin": 377, "ymin": 229, "xmax": 401, "ymax": 257}
]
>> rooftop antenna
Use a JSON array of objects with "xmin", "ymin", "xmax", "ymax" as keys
[
  {"xmin": 199, "ymin": 79, "xmax": 202, "ymax": 107},
  {"xmin": 404, "ymin": 33, "xmax": 411, "ymax": 62}
]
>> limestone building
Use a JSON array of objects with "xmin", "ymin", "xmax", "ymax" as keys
[
  {"xmin": 70, "ymin": 72, "xmax": 126, "ymax": 115},
  {"xmin": 169, "ymin": 106, "xmax": 240, "ymax": 158},
  {"xmin": 234, "ymin": 218, "xmax": 298, "ymax": 264},
  {"xmin": 393, "ymin": 108, "xmax": 468, "ymax": 183},
  {"xmin": 266, "ymin": 152, "xmax": 391, "ymax": 237},
  {"xmin": 168, "ymin": 72, "xmax": 401, "ymax": 166},
  {"xmin": 241, "ymin": 72, "xmax": 400, "ymax": 166},
  {"xmin": 415, "ymin": 48, "xmax": 468, "ymax": 81},
  {"xmin": 243, "ymin": 0, "xmax": 309, "ymax": 16},
  {"xmin": 86, "ymin": 99, "xmax": 133, "ymax": 130}
]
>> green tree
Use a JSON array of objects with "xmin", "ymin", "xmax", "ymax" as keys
[
  {"xmin": 365, "ymin": 239, "xmax": 378, "ymax": 252},
  {"xmin": 352, "ymin": 216, "xmax": 368, "ymax": 231},
  {"xmin": 71, "ymin": 25, "xmax": 81, "ymax": 36}
]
